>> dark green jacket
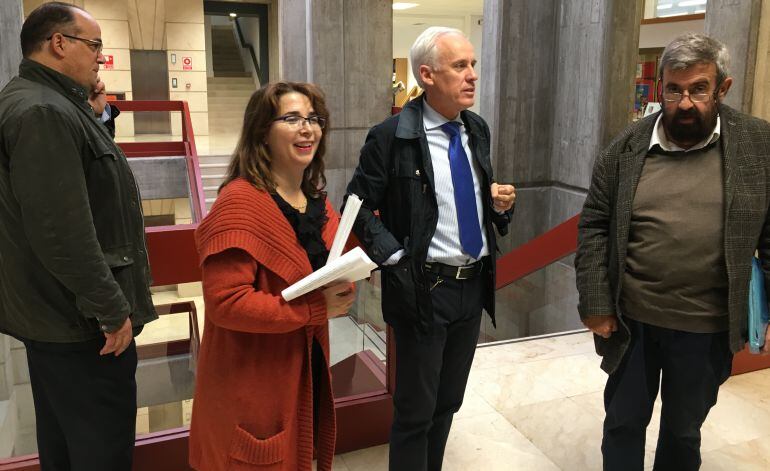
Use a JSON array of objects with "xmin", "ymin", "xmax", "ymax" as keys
[
  {"xmin": 0, "ymin": 59, "xmax": 157, "ymax": 342},
  {"xmin": 576, "ymin": 104, "xmax": 770, "ymax": 373}
]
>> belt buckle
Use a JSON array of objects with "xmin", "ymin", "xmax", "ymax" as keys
[{"xmin": 456, "ymin": 265, "xmax": 470, "ymax": 280}]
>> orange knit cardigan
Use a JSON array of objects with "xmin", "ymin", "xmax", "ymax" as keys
[{"xmin": 189, "ymin": 178, "xmax": 341, "ymax": 471}]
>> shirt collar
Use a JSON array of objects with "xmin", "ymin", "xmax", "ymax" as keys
[
  {"xmin": 649, "ymin": 113, "xmax": 721, "ymax": 152},
  {"xmin": 422, "ymin": 99, "xmax": 463, "ymax": 131}
]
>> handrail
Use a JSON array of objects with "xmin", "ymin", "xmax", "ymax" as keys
[
  {"xmin": 233, "ymin": 17, "xmax": 265, "ymax": 85},
  {"xmin": 495, "ymin": 214, "xmax": 580, "ymax": 289},
  {"xmin": 109, "ymin": 99, "xmax": 206, "ymax": 223}
]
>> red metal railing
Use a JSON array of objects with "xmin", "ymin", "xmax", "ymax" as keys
[
  {"xmin": 112, "ymin": 100, "xmax": 206, "ymax": 223},
  {"xmin": 495, "ymin": 215, "xmax": 580, "ymax": 289}
]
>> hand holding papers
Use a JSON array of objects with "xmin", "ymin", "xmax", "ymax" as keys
[{"xmin": 281, "ymin": 194, "xmax": 377, "ymax": 302}]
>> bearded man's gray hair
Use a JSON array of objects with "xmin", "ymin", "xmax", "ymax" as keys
[{"xmin": 659, "ymin": 33, "xmax": 730, "ymax": 85}]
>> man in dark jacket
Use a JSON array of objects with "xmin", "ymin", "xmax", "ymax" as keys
[
  {"xmin": 576, "ymin": 33, "xmax": 770, "ymax": 471},
  {"xmin": 345, "ymin": 27, "xmax": 515, "ymax": 471},
  {"xmin": 0, "ymin": 3, "xmax": 156, "ymax": 469}
]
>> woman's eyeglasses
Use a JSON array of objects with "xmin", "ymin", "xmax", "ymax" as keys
[{"xmin": 273, "ymin": 115, "xmax": 326, "ymax": 130}]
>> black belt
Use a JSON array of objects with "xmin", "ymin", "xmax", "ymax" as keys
[{"xmin": 424, "ymin": 259, "xmax": 484, "ymax": 280}]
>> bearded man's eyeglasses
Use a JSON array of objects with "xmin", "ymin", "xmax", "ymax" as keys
[{"xmin": 662, "ymin": 89, "xmax": 714, "ymax": 103}]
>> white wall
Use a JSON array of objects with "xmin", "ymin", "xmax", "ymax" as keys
[
  {"xmin": 393, "ymin": 14, "xmax": 483, "ymax": 114},
  {"xmin": 238, "ymin": 16, "xmax": 262, "ymax": 87}
]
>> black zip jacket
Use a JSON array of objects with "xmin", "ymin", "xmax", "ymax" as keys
[{"xmin": 345, "ymin": 95, "xmax": 512, "ymax": 335}]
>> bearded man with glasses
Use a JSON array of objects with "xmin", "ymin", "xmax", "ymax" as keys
[
  {"xmin": 0, "ymin": 3, "xmax": 156, "ymax": 470},
  {"xmin": 576, "ymin": 33, "xmax": 770, "ymax": 470}
]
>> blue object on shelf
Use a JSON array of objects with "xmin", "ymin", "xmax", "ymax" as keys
[{"xmin": 748, "ymin": 257, "xmax": 769, "ymax": 354}]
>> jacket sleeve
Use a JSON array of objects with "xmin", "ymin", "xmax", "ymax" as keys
[
  {"xmin": 344, "ymin": 125, "xmax": 403, "ymax": 265},
  {"xmin": 201, "ymin": 248, "xmax": 328, "ymax": 333},
  {"xmin": 575, "ymin": 146, "xmax": 616, "ymax": 318},
  {"xmin": 9, "ymin": 106, "xmax": 129, "ymax": 332}
]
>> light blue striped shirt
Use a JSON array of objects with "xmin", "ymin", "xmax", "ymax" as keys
[
  {"xmin": 384, "ymin": 101, "xmax": 489, "ymax": 266},
  {"xmin": 423, "ymin": 100, "xmax": 489, "ymax": 265}
]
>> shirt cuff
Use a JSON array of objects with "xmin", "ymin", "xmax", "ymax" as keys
[
  {"xmin": 382, "ymin": 249, "xmax": 406, "ymax": 266},
  {"xmin": 100, "ymin": 104, "xmax": 111, "ymax": 123}
]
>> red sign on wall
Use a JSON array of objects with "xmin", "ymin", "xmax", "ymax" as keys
[
  {"xmin": 103, "ymin": 54, "xmax": 114, "ymax": 70},
  {"xmin": 182, "ymin": 57, "xmax": 192, "ymax": 71}
]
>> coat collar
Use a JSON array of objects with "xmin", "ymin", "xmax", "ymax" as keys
[
  {"xmin": 19, "ymin": 58, "xmax": 91, "ymax": 112},
  {"xmin": 395, "ymin": 94, "xmax": 485, "ymax": 139},
  {"xmin": 196, "ymin": 179, "xmax": 324, "ymax": 284},
  {"xmin": 620, "ymin": 106, "xmax": 740, "ymax": 202},
  {"xmin": 718, "ymin": 104, "xmax": 741, "ymax": 212}
]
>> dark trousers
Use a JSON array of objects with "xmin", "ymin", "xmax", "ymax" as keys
[
  {"xmin": 602, "ymin": 318, "xmax": 733, "ymax": 471},
  {"xmin": 24, "ymin": 336, "xmax": 138, "ymax": 471},
  {"xmin": 388, "ymin": 272, "xmax": 484, "ymax": 471}
]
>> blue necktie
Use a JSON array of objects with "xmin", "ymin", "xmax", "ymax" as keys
[{"xmin": 440, "ymin": 121, "xmax": 483, "ymax": 259}]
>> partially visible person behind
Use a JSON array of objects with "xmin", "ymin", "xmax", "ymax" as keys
[
  {"xmin": 190, "ymin": 81, "xmax": 355, "ymax": 471},
  {"xmin": 576, "ymin": 33, "xmax": 770, "ymax": 471},
  {"xmin": 89, "ymin": 75, "xmax": 121, "ymax": 137},
  {"xmin": 0, "ymin": 2, "xmax": 157, "ymax": 470}
]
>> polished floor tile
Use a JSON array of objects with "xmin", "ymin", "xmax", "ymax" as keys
[
  {"xmin": 502, "ymin": 396, "xmax": 604, "ymax": 471},
  {"xmin": 338, "ymin": 444, "xmax": 389, "ymax": 470},
  {"xmin": 700, "ymin": 436, "xmax": 770, "ymax": 471},
  {"xmin": 442, "ymin": 412, "xmax": 560, "ymax": 471}
]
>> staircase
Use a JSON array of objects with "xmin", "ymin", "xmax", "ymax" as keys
[
  {"xmin": 199, "ymin": 154, "xmax": 231, "ymax": 211},
  {"xmin": 205, "ymin": 25, "xmax": 256, "ymax": 210},
  {"xmin": 211, "ymin": 26, "xmax": 249, "ymax": 78},
  {"xmin": 207, "ymin": 76, "xmax": 253, "ymax": 135}
]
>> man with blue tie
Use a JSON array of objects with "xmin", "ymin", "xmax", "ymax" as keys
[{"xmin": 345, "ymin": 26, "xmax": 516, "ymax": 471}]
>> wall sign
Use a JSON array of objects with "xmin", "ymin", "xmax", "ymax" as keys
[
  {"xmin": 182, "ymin": 57, "xmax": 192, "ymax": 71},
  {"xmin": 103, "ymin": 54, "xmax": 114, "ymax": 70}
]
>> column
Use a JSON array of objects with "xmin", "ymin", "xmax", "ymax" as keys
[
  {"xmin": 278, "ymin": 0, "xmax": 392, "ymax": 208},
  {"xmin": 704, "ymin": 0, "xmax": 762, "ymax": 113},
  {"xmin": 0, "ymin": 2, "xmax": 23, "ymax": 454},
  {"xmin": 0, "ymin": 0, "xmax": 22, "ymax": 89},
  {"xmin": 753, "ymin": 0, "xmax": 770, "ymax": 120},
  {"xmin": 481, "ymin": 0, "xmax": 642, "ymax": 250},
  {"xmin": 479, "ymin": 0, "xmax": 642, "ymax": 339}
]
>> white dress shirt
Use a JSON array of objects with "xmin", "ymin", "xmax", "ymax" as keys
[{"xmin": 649, "ymin": 114, "xmax": 721, "ymax": 152}]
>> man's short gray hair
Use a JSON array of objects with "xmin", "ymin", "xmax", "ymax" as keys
[
  {"xmin": 410, "ymin": 26, "xmax": 467, "ymax": 88},
  {"xmin": 659, "ymin": 33, "xmax": 730, "ymax": 85}
]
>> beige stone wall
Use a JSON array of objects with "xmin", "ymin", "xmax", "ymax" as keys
[
  {"xmin": 23, "ymin": 0, "xmax": 136, "ymax": 136},
  {"xmin": 86, "ymin": 0, "xmax": 135, "ymax": 137},
  {"xmin": 25, "ymin": 0, "xmax": 210, "ymax": 137},
  {"xmin": 752, "ymin": 0, "xmax": 770, "ymax": 121},
  {"xmin": 166, "ymin": 0, "xmax": 208, "ymax": 136}
]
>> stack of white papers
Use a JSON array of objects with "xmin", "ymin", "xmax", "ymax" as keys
[
  {"xmin": 281, "ymin": 246, "xmax": 377, "ymax": 301},
  {"xmin": 281, "ymin": 194, "xmax": 377, "ymax": 302},
  {"xmin": 327, "ymin": 194, "xmax": 362, "ymax": 263}
]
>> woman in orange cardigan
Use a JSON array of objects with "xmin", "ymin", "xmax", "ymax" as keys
[{"xmin": 189, "ymin": 81, "xmax": 355, "ymax": 471}]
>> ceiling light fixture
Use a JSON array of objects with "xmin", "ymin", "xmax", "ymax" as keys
[
  {"xmin": 229, "ymin": 12, "xmax": 237, "ymax": 17},
  {"xmin": 393, "ymin": 3, "xmax": 419, "ymax": 10},
  {"xmin": 656, "ymin": 3, "xmax": 673, "ymax": 9}
]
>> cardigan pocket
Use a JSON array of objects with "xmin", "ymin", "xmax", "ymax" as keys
[{"xmin": 227, "ymin": 425, "xmax": 286, "ymax": 468}]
